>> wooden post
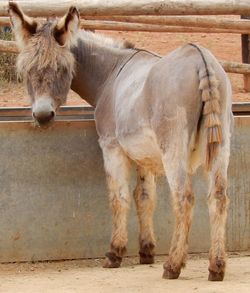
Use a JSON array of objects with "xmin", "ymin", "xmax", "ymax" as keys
[{"xmin": 241, "ymin": 16, "xmax": 250, "ymax": 92}]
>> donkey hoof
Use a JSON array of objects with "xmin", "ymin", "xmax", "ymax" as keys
[
  {"xmin": 208, "ymin": 258, "xmax": 225, "ymax": 281},
  {"xmin": 162, "ymin": 269, "xmax": 180, "ymax": 279},
  {"xmin": 162, "ymin": 262, "xmax": 181, "ymax": 280},
  {"xmin": 103, "ymin": 258, "xmax": 120, "ymax": 268},
  {"xmin": 103, "ymin": 252, "xmax": 122, "ymax": 268},
  {"xmin": 139, "ymin": 241, "xmax": 155, "ymax": 264},
  {"xmin": 162, "ymin": 262, "xmax": 181, "ymax": 279},
  {"xmin": 140, "ymin": 254, "xmax": 154, "ymax": 265},
  {"xmin": 208, "ymin": 271, "xmax": 224, "ymax": 281}
]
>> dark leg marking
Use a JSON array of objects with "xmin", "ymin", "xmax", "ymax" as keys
[
  {"xmin": 103, "ymin": 245, "xmax": 126, "ymax": 268},
  {"xmin": 162, "ymin": 262, "xmax": 181, "ymax": 279},
  {"xmin": 139, "ymin": 240, "xmax": 155, "ymax": 264},
  {"xmin": 208, "ymin": 257, "xmax": 226, "ymax": 281}
]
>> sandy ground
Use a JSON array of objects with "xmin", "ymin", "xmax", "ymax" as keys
[{"xmin": 0, "ymin": 254, "xmax": 249, "ymax": 293}]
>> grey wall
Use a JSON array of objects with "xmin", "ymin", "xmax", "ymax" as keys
[{"xmin": 0, "ymin": 117, "xmax": 249, "ymax": 262}]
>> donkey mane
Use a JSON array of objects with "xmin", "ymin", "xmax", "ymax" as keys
[{"xmin": 76, "ymin": 30, "xmax": 134, "ymax": 51}]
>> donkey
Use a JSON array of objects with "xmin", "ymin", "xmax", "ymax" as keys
[{"xmin": 9, "ymin": 3, "xmax": 233, "ymax": 281}]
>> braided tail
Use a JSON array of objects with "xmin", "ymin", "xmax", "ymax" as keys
[
  {"xmin": 199, "ymin": 66, "xmax": 222, "ymax": 170},
  {"xmin": 189, "ymin": 44, "xmax": 222, "ymax": 170}
]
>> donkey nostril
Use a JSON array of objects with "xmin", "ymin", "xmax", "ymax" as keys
[
  {"xmin": 33, "ymin": 111, "xmax": 55, "ymax": 125},
  {"xmin": 50, "ymin": 111, "xmax": 55, "ymax": 118}
]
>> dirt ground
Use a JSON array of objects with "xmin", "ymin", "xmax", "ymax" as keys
[
  {"xmin": 1, "ymin": 26, "xmax": 250, "ymax": 106},
  {"xmin": 0, "ymin": 254, "xmax": 249, "ymax": 293}
]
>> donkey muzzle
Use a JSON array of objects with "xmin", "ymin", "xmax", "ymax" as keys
[{"xmin": 32, "ymin": 98, "xmax": 55, "ymax": 126}]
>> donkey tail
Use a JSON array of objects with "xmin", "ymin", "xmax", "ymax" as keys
[
  {"xmin": 199, "ymin": 65, "xmax": 222, "ymax": 170},
  {"xmin": 189, "ymin": 44, "xmax": 222, "ymax": 170}
]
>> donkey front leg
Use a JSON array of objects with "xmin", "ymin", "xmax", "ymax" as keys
[
  {"xmin": 101, "ymin": 143, "xmax": 131, "ymax": 268},
  {"xmin": 207, "ymin": 158, "xmax": 230, "ymax": 281},
  {"xmin": 162, "ymin": 154, "xmax": 194, "ymax": 279},
  {"xmin": 133, "ymin": 167, "xmax": 156, "ymax": 264}
]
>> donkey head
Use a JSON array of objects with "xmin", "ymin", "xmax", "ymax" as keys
[{"xmin": 9, "ymin": 2, "xmax": 80, "ymax": 126}]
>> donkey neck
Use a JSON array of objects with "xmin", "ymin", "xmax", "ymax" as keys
[{"xmin": 70, "ymin": 33, "xmax": 133, "ymax": 106}]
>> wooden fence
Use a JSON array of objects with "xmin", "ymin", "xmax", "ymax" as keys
[{"xmin": 1, "ymin": 0, "xmax": 250, "ymax": 89}]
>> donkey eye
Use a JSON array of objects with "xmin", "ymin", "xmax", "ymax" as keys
[{"xmin": 57, "ymin": 67, "xmax": 66, "ymax": 74}]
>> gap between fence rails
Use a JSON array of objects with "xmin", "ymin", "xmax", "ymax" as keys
[{"xmin": 0, "ymin": 39, "xmax": 250, "ymax": 76}]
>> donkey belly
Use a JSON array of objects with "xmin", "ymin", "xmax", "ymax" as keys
[{"xmin": 118, "ymin": 128, "xmax": 164, "ymax": 174}]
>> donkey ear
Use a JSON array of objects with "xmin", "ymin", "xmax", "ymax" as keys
[
  {"xmin": 9, "ymin": 2, "xmax": 37, "ymax": 48},
  {"xmin": 54, "ymin": 6, "xmax": 80, "ymax": 46}
]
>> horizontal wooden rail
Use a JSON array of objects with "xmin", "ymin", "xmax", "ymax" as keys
[
  {"xmin": 1, "ymin": 16, "xmax": 250, "ymax": 34},
  {"xmin": 0, "ymin": 39, "xmax": 18, "ymax": 53},
  {"xmin": 0, "ymin": 1, "xmax": 8, "ymax": 17},
  {"xmin": 84, "ymin": 15, "xmax": 250, "ymax": 33},
  {"xmin": 220, "ymin": 60, "xmax": 250, "ymax": 74},
  {"xmin": 1, "ymin": 0, "xmax": 250, "ymax": 17},
  {"xmin": 79, "ymin": 20, "xmax": 246, "ymax": 34},
  {"xmin": 0, "ymin": 17, "xmax": 8, "ymax": 26},
  {"xmin": 0, "ymin": 17, "xmax": 248, "ymax": 34}
]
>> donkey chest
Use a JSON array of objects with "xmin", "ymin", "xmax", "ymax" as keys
[{"xmin": 118, "ymin": 128, "xmax": 164, "ymax": 174}]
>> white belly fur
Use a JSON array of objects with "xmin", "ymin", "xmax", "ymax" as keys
[{"xmin": 118, "ymin": 128, "xmax": 164, "ymax": 174}]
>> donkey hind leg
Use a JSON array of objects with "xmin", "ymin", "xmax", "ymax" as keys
[
  {"xmin": 207, "ymin": 151, "xmax": 230, "ymax": 281},
  {"xmin": 133, "ymin": 166, "xmax": 156, "ymax": 264},
  {"xmin": 162, "ymin": 150, "xmax": 195, "ymax": 279},
  {"xmin": 101, "ymin": 144, "xmax": 131, "ymax": 268}
]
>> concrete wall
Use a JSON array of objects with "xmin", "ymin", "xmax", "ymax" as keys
[{"xmin": 0, "ymin": 116, "xmax": 249, "ymax": 262}]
